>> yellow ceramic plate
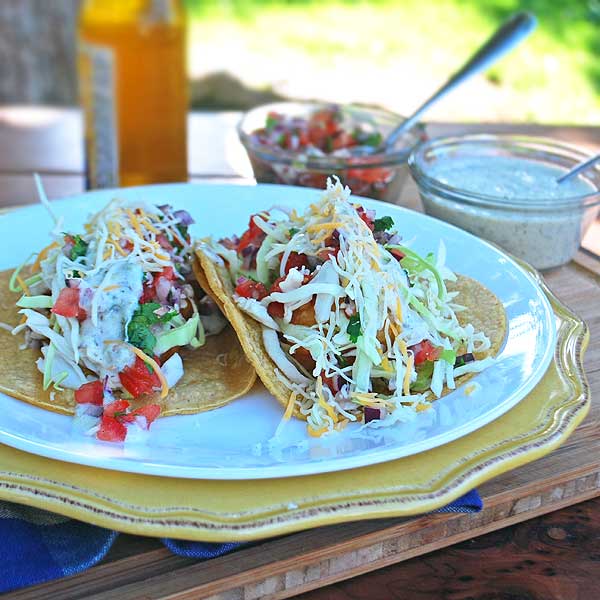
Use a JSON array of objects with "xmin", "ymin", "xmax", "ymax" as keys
[{"xmin": 0, "ymin": 262, "xmax": 588, "ymax": 541}]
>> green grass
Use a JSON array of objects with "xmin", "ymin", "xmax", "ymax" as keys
[{"xmin": 184, "ymin": 0, "xmax": 600, "ymax": 124}]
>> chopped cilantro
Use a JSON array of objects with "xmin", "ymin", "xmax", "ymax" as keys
[
  {"xmin": 289, "ymin": 227, "xmax": 299, "ymax": 237},
  {"xmin": 176, "ymin": 224, "xmax": 188, "ymax": 240},
  {"xmin": 373, "ymin": 216, "xmax": 394, "ymax": 232},
  {"xmin": 351, "ymin": 129, "xmax": 382, "ymax": 147},
  {"xmin": 346, "ymin": 314, "xmax": 362, "ymax": 343},
  {"xmin": 362, "ymin": 132, "xmax": 382, "ymax": 147},
  {"xmin": 265, "ymin": 114, "xmax": 278, "ymax": 132},
  {"xmin": 127, "ymin": 302, "xmax": 177, "ymax": 356},
  {"xmin": 65, "ymin": 234, "xmax": 88, "ymax": 261}
]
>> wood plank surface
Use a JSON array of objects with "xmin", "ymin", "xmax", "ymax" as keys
[
  {"xmin": 0, "ymin": 108, "xmax": 599, "ymax": 599},
  {"xmin": 297, "ymin": 496, "xmax": 600, "ymax": 600}
]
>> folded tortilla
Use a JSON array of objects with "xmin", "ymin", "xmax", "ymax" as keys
[
  {"xmin": 194, "ymin": 248, "xmax": 507, "ymax": 418},
  {"xmin": 0, "ymin": 269, "xmax": 256, "ymax": 417}
]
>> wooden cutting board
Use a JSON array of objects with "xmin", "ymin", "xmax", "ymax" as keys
[{"xmin": 7, "ymin": 255, "xmax": 600, "ymax": 600}]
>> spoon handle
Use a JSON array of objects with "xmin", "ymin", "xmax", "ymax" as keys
[
  {"xmin": 556, "ymin": 153, "xmax": 600, "ymax": 184},
  {"xmin": 386, "ymin": 11, "xmax": 537, "ymax": 148}
]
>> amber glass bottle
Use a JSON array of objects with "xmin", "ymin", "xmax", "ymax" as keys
[{"xmin": 78, "ymin": 0, "xmax": 188, "ymax": 188}]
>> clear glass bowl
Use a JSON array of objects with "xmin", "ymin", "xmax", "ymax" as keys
[
  {"xmin": 238, "ymin": 101, "xmax": 426, "ymax": 203},
  {"xmin": 408, "ymin": 134, "xmax": 600, "ymax": 270}
]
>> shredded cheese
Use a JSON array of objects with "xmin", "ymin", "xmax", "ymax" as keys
[
  {"xmin": 307, "ymin": 221, "xmax": 345, "ymax": 234},
  {"xmin": 16, "ymin": 274, "xmax": 30, "ymax": 296},
  {"xmin": 283, "ymin": 392, "xmax": 297, "ymax": 420},
  {"xmin": 403, "ymin": 354, "xmax": 414, "ymax": 396},
  {"xmin": 307, "ymin": 424, "xmax": 329, "ymax": 437},
  {"xmin": 126, "ymin": 209, "xmax": 143, "ymax": 238}
]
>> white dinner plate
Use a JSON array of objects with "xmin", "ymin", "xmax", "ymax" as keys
[{"xmin": 0, "ymin": 183, "xmax": 555, "ymax": 479}]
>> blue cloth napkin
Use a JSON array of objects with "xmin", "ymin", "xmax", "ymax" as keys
[{"xmin": 0, "ymin": 491, "xmax": 482, "ymax": 593}]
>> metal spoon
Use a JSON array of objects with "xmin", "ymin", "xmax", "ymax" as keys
[
  {"xmin": 372, "ymin": 12, "xmax": 537, "ymax": 153},
  {"xmin": 556, "ymin": 153, "xmax": 600, "ymax": 184}
]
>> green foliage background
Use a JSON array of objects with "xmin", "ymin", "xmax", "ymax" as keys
[{"xmin": 184, "ymin": 0, "xmax": 600, "ymax": 123}]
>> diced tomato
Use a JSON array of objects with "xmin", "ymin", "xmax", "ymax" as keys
[
  {"xmin": 283, "ymin": 252, "xmax": 309, "ymax": 274},
  {"xmin": 52, "ymin": 287, "xmax": 86, "ymax": 320},
  {"xmin": 139, "ymin": 267, "xmax": 176, "ymax": 303},
  {"xmin": 237, "ymin": 215, "xmax": 267, "ymax": 255},
  {"xmin": 74, "ymin": 380, "xmax": 104, "ymax": 406},
  {"xmin": 235, "ymin": 278, "xmax": 267, "ymax": 300},
  {"xmin": 347, "ymin": 167, "xmax": 393, "ymax": 184},
  {"xmin": 104, "ymin": 399, "xmax": 131, "ymax": 418},
  {"xmin": 307, "ymin": 125, "xmax": 328, "ymax": 148},
  {"xmin": 269, "ymin": 276, "xmax": 286, "ymax": 292},
  {"xmin": 160, "ymin": 266, "xmax": 175, "ymax": 281},
  {"xmin": 119, "ymin": 356, "xmax": 162, "ymax": 398},
  {"xmin": 97, "ymin": 415, "xmax": 127, "ymax": 442},
  {"xmin": 133, "ymin": 404, "xmax": 161, "ymax": 428},
  {"xmin": 297, "ymin": 172, "xmax": 329, "ymax": 189},
  {"xmin": 410, "ymin": 340, "xmax": 441, "ymax": 365},
  {"xmin": 267, "ymin": 302, "xmax": 284, "ymax": 318},
  {"xmin": 331, "ymin": 131, "xmax": 357, "ymax": 150},
  {"xmin": 120, "ymin": 239, "xmax": 134, "ymax": 252},
  {"xmin": 139, "ymin": 282, "xmax": 155, "ymax": 304},
  {"xmin": 321, "ymin": 371, "xmax": 340, "ymax": 394},
  {"xmin": 389, "ymin": 248, "xmax": 405, "ymax": 261},
  {"xmin": 355, "ymin": 206, "xmax": 375, "ymax": 231},
  {"xmin": 298, "ymin": 130, "xmax": 310, "ymax": 146},
  {"xmin": 265, "ymin": 276, "xmax": 286, "ymax": 318}
]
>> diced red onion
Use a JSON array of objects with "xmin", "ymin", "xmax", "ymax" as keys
[
  {"xmin": 174, "ymin": 210, "xmax": 194, "ymax": 225},
  {"xmin": 241, "ymin": 245, "xmax": 259, "ymax": 270},
  {"xmin": 156, "ymin": 276, "xmax": 171, "ymax": 304},
  {"xmin": 364, "ymin": 407, "xmax": 381, "ymax": 423}
]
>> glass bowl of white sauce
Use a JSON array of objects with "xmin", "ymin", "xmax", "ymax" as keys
[{"xmin": 408, "ymin": 134, "xmax": 600, "ymax": 269}]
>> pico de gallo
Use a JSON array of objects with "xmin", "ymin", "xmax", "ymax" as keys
[
  {"xmin": 208, "ymin": 178, "xmax": 494, "ymax": 437},
  {"xmin": 12, "ymin": 199, "xmax": 224, "ymax": 442},
  {"xmin": 244, "ymin": 104, "xmax": 422, "ymax": 200}
]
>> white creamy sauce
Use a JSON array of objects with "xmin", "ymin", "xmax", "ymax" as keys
[
  {"xmin": 423, "ymin": 156, "xmax": 599, "ymax": 269},
  {"xmin": 430, "ymin": 157, "xmax": 594, "ymax": 200},
  {"xmin": 80, "ymin": 261, "xmax": 144, "ymax": 375}
]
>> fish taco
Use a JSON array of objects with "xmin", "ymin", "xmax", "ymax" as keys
[
  {"xmin": 0, "ymin": 199, "xmax": 255, "ymax": 442},
  {"xmin": 195, "ymin": 179, "xmax": 506, "ymax": 437}
]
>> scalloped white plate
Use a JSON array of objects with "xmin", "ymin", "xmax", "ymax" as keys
[{"xmin": 0, "ymin": 183, "xmax": 555, "ymax": 479}]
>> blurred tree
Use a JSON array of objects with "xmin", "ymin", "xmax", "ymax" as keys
[{"xmin": 0, "ymin": 0, "xmax": 81, "ymax": 105}]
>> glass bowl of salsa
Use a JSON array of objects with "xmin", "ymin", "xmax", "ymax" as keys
[{"xmin": 238, "ymin": 101, "xmax": 427, "ymax": 203}]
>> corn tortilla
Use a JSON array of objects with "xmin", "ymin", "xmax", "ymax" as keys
[
  {"xmin": 0, "ymin": 269, "xmax": 256, "ymax": 417},
  {"xmin": 194, "ymin": 248, "xmax": 506, "ymax": 418}
]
